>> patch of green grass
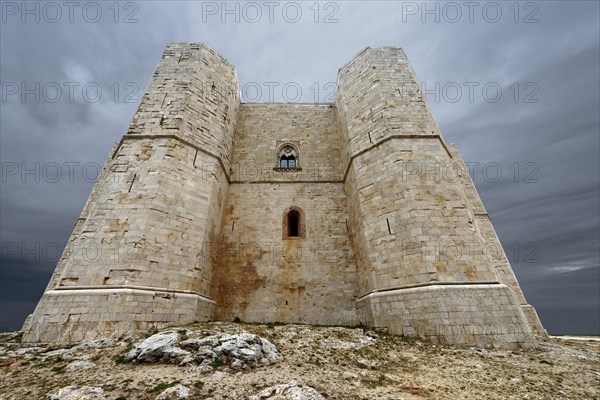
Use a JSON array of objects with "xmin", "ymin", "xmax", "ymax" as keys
[
  {"xmin": 151, "ymin": 380, "xmax": 181, "ymax": 392},
  {"xmin": 210, "ymin": 357, "xmax": 223, "ymax": 369},
  {"xmin": 193, "ymin": 380, "xmax": 204, "ymax": 389},
  {"xmin": 114, "ymin": 355, "xmax": 127, "ymax": 364}
]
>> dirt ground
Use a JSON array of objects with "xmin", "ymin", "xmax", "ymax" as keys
[{"xmin": 0, "ymin": 322, "xmax": 598, "ymax": 400}]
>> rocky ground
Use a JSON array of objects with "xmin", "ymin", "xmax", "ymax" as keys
[{"xmin": 0, "ymin": 322, "xmax": 598, "ymax": 399}]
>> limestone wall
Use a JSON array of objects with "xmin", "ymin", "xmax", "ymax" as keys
[
  {"xmin": 127, "ymin": 42, "xmax": 239, "ymax": 171},
  {"xmin": 21, "ymin": 288, "xmax": 214, "ymax": 343},
  {"xmin": 336, "ymin": 47, "xmax": 440, "ymax": 159},
  {"xmin": 337, "ymin": 47, "xmax": 500, "ymax": 296},
  {"xmin": 22, "ymin": 43, "xmax": 238, "ymax": 342},
  {"xmin": 224, "ymin": 103, "xmax": 343, "ymax": 182},
  {"xmin": 356, "ymin": 284, "xmax": 536, "ymax": 348},
  {"xmin": 44, "ymin": 138, "xmax": 225, "ymax": 294},
  {"xmin": 212, "ymin": 104, "xmax": 357, "ymax": 325},
  {"xmin": 337, "ymin": 47, "xmax": 542, "ymax": 347}
]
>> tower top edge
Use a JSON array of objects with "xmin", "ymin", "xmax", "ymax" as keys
[
  {"xmin": 162, "ymin": 43, "xmax": 407, "ymax": 75},
  {"xmin": 240, "ymin": 102, "xmax": 335, "ymax": 106},
  {"xmin": 337, "ymin": 46, "xmax": 408, "ymax": 74},
  {"xmin": 164, "ymin": 42, "xmax": 236, "ymax": 69}
]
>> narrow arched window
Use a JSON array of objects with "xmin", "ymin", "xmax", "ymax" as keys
[
  {"xmin": 287, "ymin": 210, "xmax": 300, "ymax": 237},
  {"xmin": 277, "ymin": 144, "xmax": 299, "ymax": 169},
  {"xmin": 283, "ymin": 207, "xmax": 305, "ymax": 239}
]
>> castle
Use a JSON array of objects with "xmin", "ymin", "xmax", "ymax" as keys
[{"xmin": 22, "ymin": 43, "xmax": 546, "ymax": 347}]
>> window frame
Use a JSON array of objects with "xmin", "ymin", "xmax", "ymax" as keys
[
  {"xmin": 282, "ymin": 206, "xmax": 305, "ymax": 239},
  {"xmin": 275, "ymin": 142, "xmax": 301, "ymax": 171}
]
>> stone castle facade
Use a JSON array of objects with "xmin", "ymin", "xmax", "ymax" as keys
[{"xmin": 22, "ymin": 43, "xmax": 546, "ymax": 347}]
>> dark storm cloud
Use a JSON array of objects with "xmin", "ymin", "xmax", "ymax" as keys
[
  {"xmin": 433, "ymin": 12, "xmax": 600, "ymax": 334},
  {"xmin": 1, "ymin": 1, "xmax": 598, "ymax": 334}
]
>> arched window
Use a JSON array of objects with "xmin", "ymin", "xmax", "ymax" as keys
[
  {"xmin": 287, "ymin": 210, "xmax": 300, "ymax": 237},
  {"xmin": 283, "ymin": 207, "xmax": 305, "ymax": 239},
  {"xmin": 280, "ymin": 154, "xmax": 296, "ymax": 168},
  {"xmin": 277, "ymin": 144, "xmax": 299, "ymax": 169}
]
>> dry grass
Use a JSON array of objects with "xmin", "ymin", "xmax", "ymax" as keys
[{"xmin": 0, "ymin": 322, "xmax": 598, "ymax": 399}]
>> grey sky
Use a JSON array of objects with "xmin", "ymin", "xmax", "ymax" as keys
[{"xmin": 1, "ymin": 1, "xmax": 598, "ymax": 334}]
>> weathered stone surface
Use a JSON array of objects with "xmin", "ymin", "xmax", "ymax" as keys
[
  {"xmin": 357, "ymin": 358, "xmax": 381, "ymax": 369},
  {"xmin": 126, "ymin": 332, "xmax": 189, "ymax": 363},
  {"xmin": 21, "ymin": 42, "xmax": 546, "ymax": 348},
  {"xmin": 125, "ymin": 330, "xmax": 278, "ymax": 369},
  {"xmin": 47, "ymin": 386, "xmax": 106, "ymax": 400},
  {"xmin": 155, "ymin": 384, "xmax": 190, "ymax": 400},
  {"xmin": 65, "ymin": 361, "xmax": 95, "ymax": 372},
  {"xmin": 248, "ymin": 382, "xmax": 325, "ymax": 400}
]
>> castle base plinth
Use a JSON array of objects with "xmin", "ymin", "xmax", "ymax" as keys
[
  {"xmin": 356, "ymin": 284, "xmax": 538, "ymax": 348},
  {"xmin": 22, "ymin": 288, "xmax": 215, "ymax": 343}
]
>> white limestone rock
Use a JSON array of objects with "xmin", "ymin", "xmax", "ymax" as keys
[
  {"xmin": 212, "ymin": 371, "xmax": 227, "ymax": 380},
  {"xmin": 155, "ymin": 384, "xmax": 190, "ymax": 400},
  {"xmin": 194, "ymin": 332, "xmax": 279, "ymax": 367},
  {"xmin": 47, "ymin": 386, "xmax": 106, "ymax": 400},
  {"xmin": 357, "ymin": 358, "xmax": 381, "ymax": 369},
  {"xmin": 125, "ymin": 332, "xmax": 190, "ymax": 363},
  {"xmin": 259, "ymin": 337, "xmax": 280, "ymax": 364},
  {"xmin": 230, "ymin": 358, "xmax": 244, "ymax": 371},
  {"xmin": 230, "ymin": 334, "xmax": 276, "ymax": 364},
  {"xmin": 10, "ymin": 346, "xmax": 47, "ymax": 357},
  {"xmin": 44, "ymin": 348, "xmax": 76, "ymax": 360},
  {"xmin": 342, "ymin": 371, "xmax": 359, "ymax": 380},
  {"xmin": 122, "ymin": 329, "xmax": 278, "ymax": 369},
  {"xmin": 249, "ymin": 382, "xmax": 325, "ymax": 400},
  {"xmin": 65, "ymin": 361, "xmax": 95, "ymax": 372}
]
